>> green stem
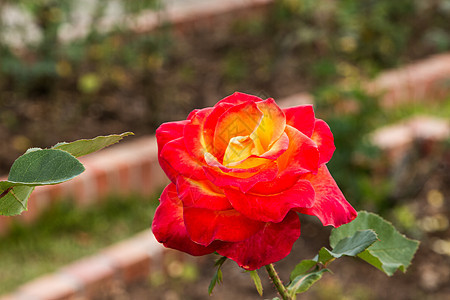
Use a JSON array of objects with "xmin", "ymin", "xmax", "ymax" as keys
[{"xmin": 265, "ymin": 264, "xmax": 294, "ymax": 300}]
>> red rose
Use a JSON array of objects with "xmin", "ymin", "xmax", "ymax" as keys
[{"xmin": 152, "ymin": 92, "xmax": 357, "ymax": 270}]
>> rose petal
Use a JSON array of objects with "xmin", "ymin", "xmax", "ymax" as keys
[
  {"xmin": 225, "ymin": 179, "xmax": 315, "ymax": 223},
  {"xmin": 277, "ymin": 125, "xmax": 320, "ymax": 174},
  {"xmin": 152, "ymin": 184, "xmax": 217, "ymax": 256},
  {"xmin": 297, "ymin": 165, "xmax": 357, "ymax": 227},
  {"xmin": 246, "ymin": 126, "xmax": 319, "ymax": 195},
  {"xmin": 159, "ymin": 137, "xmax": 207, "ymax": 182},
  {"xmin": 176, "ymin": 176, "xmax": 232, "ymax": 210},
  {"xmin": 156, "ymin": 120, "xmax": 189, "ymax": 156},
  {"xmin": 312, "ymin": 119, "xmax": 335, "ymax": 165},
  {"xmin": 223, "ymin": 135, "xmax": 258, "ymax": 166},
  {"xmin": 216, "ymin": 91, "xmax": 264, "ymax": 106},
  {"xmin": 258, "ymin": 132, "xmax": 290, "ymax": 160},
  {"xmin": 184, "ymin": 107, "xmax": 214, "ymax": 161},
  {"xmin": 213, "ymin": 101, "xmax": 263, "ymax": 161},
  {"xmin": 203, "ymin": 102, "xmax": 235, "ymax": 154},
  {"xmin": 216, "ymin": 211, "xmax": 300, "ymax": 270},
  {"xmin": 254, "ymin": 98, "xmax": 286, "ymax": 150},
  {"xmin": 283, "ymin": 105, "xmax": 315, "ymax": 137},
  {"xmin": 183, "ymin": 207, "xmax": 264, "ymax": 246},
  {"xmin": 224, "ymin": 132, "xmax": 289, "ymax": 169},
  {"xmin": 203, "ymin": 159, "xmax": 279, "ymax": 192},
  {"xmin": 249, "ymin": 172, "xmax": 302, "ymax": 194}
]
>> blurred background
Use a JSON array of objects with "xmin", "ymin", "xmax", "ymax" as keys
[{"xmin": 0, "ymin": 0, "xmax": 449, "ymax": 299}]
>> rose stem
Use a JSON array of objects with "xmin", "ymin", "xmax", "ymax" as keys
[{"xmin": 265, "ymin": 264, "xmax": 294, "ymax": 300}]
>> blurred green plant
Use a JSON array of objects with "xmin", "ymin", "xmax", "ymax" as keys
[
  {"xmin": 312, "ymin": 85, "xmax": 389, "ymax": 210},
  {"xmin": 271, "ymin": 0, "xmax": 450, "ymax": 77},
  {"xmin": 0, "ymin": 0, "xmax": 161, "ymax": 97},
  {"xmin": 0, "ymin": 191, "xmax": 159, "ymax": 294}
]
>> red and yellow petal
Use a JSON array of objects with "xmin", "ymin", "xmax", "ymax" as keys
[
  {"xmin": 225, "ymin": 179, "xmax": 315, "ymax": 223},
  {"xmin": 213, "ymin": 101, "xmax": 263, "ymax": 160},
  {"xmin": 258, "ymin": 132, "xmax": 289, "ymax": 160},
  {"xmin": 151, "ymin": 184, "xmax": 217, "ymax": 256},
  {"xmin": 283, "ymin": 105, "xmax": 315, "ymax": 137},
  {"xmin": 277, "ymin": 125, "xmax": 320, "ymax": 175},
  {"xmin": 223, "ymin": 135, "xmax": 258, "ymax": 166},
  {"xmin": 183, "ymin": 207, "xmax": 265, "ymax": 246},
  {"xmin": 159, "ymin": 137, "xmax": 207, "ymax": 182},
  {"xmin": 311, "ymin": 119, "xmax": 335, "ymax": 165},
  {"xmin": 202, "ymin": 102, "xmax": 235, "ymax": 155},
  {"xmin": 203, "ymin": 159, "xmax": 279, "ymax": 192},
  {"xmin": 156, "ymin": 120, "xmax": 189, "ymax": 156},
  {"xmin": 297, "ymin": 165, "xmax": 357, "ymax": 227},
  {"xmin": 183, "ymin": 107, "xmax": 214, "ymax": 161},
  {"xmin": 216, "ymin": 91, "xmax": 264, "ymax": 106},
  {"xmin": 249, "ymin": 172, "xmax": 302, "ymax": 195},
  {"xmin": 216, "ymin": 211, "xmax": 301, "ymax": 270},
  {"xmin": 223, "ymin": 133, "xmax": 289, "ymax": 169},
  {"xmin": 176, "ymin": 176, "xmax": 232, "ymax": 210},
  {"xmin": 253, "ymin": 98, "xmax": 286, "ymax": 150}
]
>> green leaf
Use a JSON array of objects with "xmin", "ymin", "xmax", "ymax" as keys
[
  {"xmin": 317, "ymin": 247, "xmax": 335, "ymax": 265},
  {"xmin": 330, "ymin": 211, "xmax": 420, "ymax": 276},
  {"xmin": 330, "ymin": 229, "xmax": 378, "ymax": 258},
  {"xmin": 287, "ymin": 268, "xmax": 329, "ymax": 295},
  {"xmin": 249, "ymin": 270, "xmax": 263, "ymax": 296},
  {"xmin": 8, "ymin": 149, "xmax": 85, "ymax": 186},
  {"xmin": 317, "ymin": 230, "xmax": 377, "ymax": 265},
  {"xmin": 290, "ymin": 260, "xmax": 318, "ymax": 280},
  {"xmin": 0, "ymin": 181, "xmax": 34, "ymax": 216},
  {"xmin": 208, "ymin": 256, "xmax": 227, "ymax": 295},
  {"xmin": 52, "ymin": 132, "xmax": 134, "ymax": 157}
]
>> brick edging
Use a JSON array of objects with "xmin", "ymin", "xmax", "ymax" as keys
[{"xmin": 1, "ymin": 230, "xmax": 166, "ymax": 300}]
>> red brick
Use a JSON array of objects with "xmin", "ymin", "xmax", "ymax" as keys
[
  {"xmin": 0, "ymin": 216, "xmax": 11, "ymax": 237},
  {"xmin": 407, "ymin": 116, "xmax": 450, "ymax": 141},
  {"xmin": 117, "ymin": 163, "xmax": 131, "ymax": 195},
  {"xmin": 17, "ymin": 186, "xmax": 50, "ymax": 224},
  {"xmin": 102, "ymin": 236, "xmax": 152, "ymax": 283},
  {"xmin": 61, "ymin": 255, "xmax": 115, "ymax": 299},
  {"xmin": 0, "ymin": 294, "xmax": 22, "ymax": 300},
  {"xmin": 277, "ymin": 92, "xmax": 314, "ymax": 108},
  {"xmin": 17, "ymin": 274, "xmax": 79, "ymax": 300},
  {"xmin": 140, "ymin": 158, "xmax": 154, "ymax": 196},
  {"xmin": 368, "ymin": 53, "xmax": 450, "ymax": 107},
  {"xmin": 71, "ymin": 172, "xmax": 97, "ymax": 206},
  {"xmin": 371, "ymin": 123, "xmax": 414, "ymax": 161},
  {"xmin": 94, "ymin": 169, "xmax": 109, "ymax": 200}
]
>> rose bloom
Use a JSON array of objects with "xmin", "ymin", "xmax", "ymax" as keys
[{"xmin": 152, "ymin": 92, "xmax": 357, "ymax": 270}]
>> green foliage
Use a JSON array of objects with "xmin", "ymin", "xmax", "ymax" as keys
[
  {"xmin": 330, "ymin": 211, "xmax": 420, "ymax": 276},
  {"xmin": 288, "ymin": 229, "xmax": 376, "ymax": 295},
  {"xmin": 0, "ymin": 184, "xmax": 34, "ymax": 216},
  {"xmin": 53, "ymin": 132, "xmax": 133, "ymax": 157},
  {"xmin": 0, "ymin": 0, "xmax": 161, "ymax": 96},
  {"xmin": 249, "ymin": 270, "xmax": 263, "ymax": 296},
  {"xmin": 287, "ymin": 268, "xmax": 329, "ymax": 295},
  {"xmin": 8, "ymin": 149, "xmax": 85, "ymax": 185},
  {"xmin": 314, "ymin": 86, "xmax": 387, "ymax": 208},
  {"xmin": 290, "ymin": 259, "xmax": 317, "ymax": 281},
  {"xmin": 288, "ymin": 212, "xmax": 418, "ymax": 295},
  {"xmin": 208, "ymin": 256, "xmax": 227, "ymax": 295},
  {"xmin": 0, "ymin": 133, "xmax": 132, "ymax": 216},
  {"xmin": 319, "ymin": 230, "xmax": 378, "ymax": 263},
  {"xmin": 273, "ymin": 0, "xmax": 450, "ymax": 74}
]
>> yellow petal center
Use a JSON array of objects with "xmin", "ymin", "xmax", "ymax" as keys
[{"xmin": 223, "ymin": 136, "xmax": 256, "ymax": 166}]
